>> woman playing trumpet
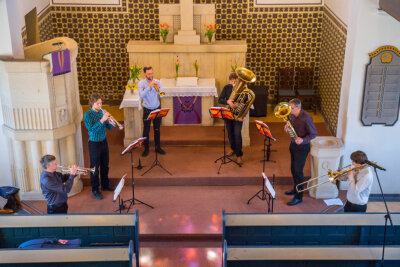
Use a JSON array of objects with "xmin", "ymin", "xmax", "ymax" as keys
[{"xmin": 84, "ymin": 93, "xmax": 115, "ymax": 200}]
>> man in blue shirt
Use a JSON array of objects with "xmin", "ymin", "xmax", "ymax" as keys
[
  {"xmin": 139, "ymin": 66, "xmax": 166, "ymax": 157},
  {"xmin": 40, "ymin": 155, "xmax": 77, "ymax": 214},
  {"xmin": 84, "ymin": 93, "xmax": 115, "ymax": 200}
]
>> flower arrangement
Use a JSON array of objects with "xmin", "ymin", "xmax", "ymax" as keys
[
  {"xmin": 204, "ymin": 24, "xmax": 217, "ymax": 44},
  {"xmin": 175, "ymin": 57, "xmax": 180, "ymax": 78},
  {"xmin": 126, "ymin": 63, "xmax": 142, "ymax": 94},
  {"xmin": 230, "ymin": 65, "xmax": 237, "ymax": 72},
  {"xmin": 160, "ymin": 23, "xmax": 170, "ymax": 43},
  {"xmin": 194, "ymin": 59, "xmax": 199, "ymax": 77}
]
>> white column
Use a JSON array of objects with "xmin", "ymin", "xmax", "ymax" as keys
[
  {"xmin": 64, "ymin": 134, "xmax": 83, "ymax": 196},
  {"xmin": 174, "ymin": 0, "xmax": 200, "ymax": 44},
  {"xmin": 12, "ymin": 140, "xmax": 28, "ymax": 192},
  {"xmin": 43, "ymin": 140, "xmax": 60, "ymax": 161},
  {"xmin": 28, "ymin": 140, "xmax": 42, "ymax": 192}
]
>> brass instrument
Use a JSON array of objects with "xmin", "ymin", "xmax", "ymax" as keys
[
  {"xmin": 57, "ymin": 165, "xmax": 96, "ymax": 175},
  {"xmin": 274, "ymin": 102, "xmax": 298, "ymax": 139},
  {"xmin": 101, "ymin": 109, "xmax": 124, "ymax": 130},
  {"xmin": 153, "ymin": 80, "xmax": 165, "ymax": 97},
  {"xmin": 228, "ymin": 67, "xmax": 256, "ymax": 120},
  {"xmin": 296, "ymin": 163, "xmax": 371, "ymax": 193}
]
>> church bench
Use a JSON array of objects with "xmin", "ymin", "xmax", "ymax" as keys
[
  {"xmin": 223, "ymin": 244, "xmax": 400, "ymax": 267},
  {"xmin": 0, "ymin": 212, "xmax": 140, "ymax": 267},
  {"xmin": 0, "ymin": 240, "xmax": 135, "ymax": 266},
  {"xmin": 223, "ymin": 211, "xmax": 400, "ymax": 246}
]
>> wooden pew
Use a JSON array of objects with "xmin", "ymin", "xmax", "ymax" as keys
[
  {"xmin": 222, "ymin": 211, "xmax": 400, "ymax": 266},
  {"xmin": 0, "ymin": 212, "xmax": 140, "ymax": 266}
]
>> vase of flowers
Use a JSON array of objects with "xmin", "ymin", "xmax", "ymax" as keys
[
  {"xmin": 204, "ymin": 24, "xmax": 217, "ymax": 44},
  {"xmin": 160, "ymin": 23, "xmax": 169, "ymax": 43},
  {"xmin": 194, "ymin": 59, "xmax": 199, "ymax": 77},
  {"xmin": 126, "ymin": 63, "xmax": 142, "ymax": 94},
  {"xmin": 175, "ymin": 57, "xmax": 180, "ymax": 78}
]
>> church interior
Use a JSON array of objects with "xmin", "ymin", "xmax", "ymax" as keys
[{"xmin": 0, "ymin": 0, "xmax": 400, "ymax": 266}]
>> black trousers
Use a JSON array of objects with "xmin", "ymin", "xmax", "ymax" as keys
[
  {"xmin": 47, "ymin": 202, "xmax": 68, "ymax": 214},
  {"xmin": 143, "ymin": 106, "xmax": 162, "ymax": 150},
  {"xmin": 225, "ymin": 119, "xmax": 243, "ymax": 157},
  {"xmin": 344, "ymin": 201, "xmax": 367, "ymax": 212},
  {"xmin": 289, "ymin": 142, "xmax": 310, "ymax": 200},
  {"xmin": 89, "ymin": 139, "xmax": 110, "ymax": 192}
]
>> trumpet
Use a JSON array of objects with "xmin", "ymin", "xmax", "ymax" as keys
[
  {"xmin": 152, "ymin": 80, "xmax": 165, "ymax": 97},
  {"xmin": 57, "ymin": 165, "xmax": 96, "ymax": 175},
  {"xmin": 101, "ymin": 109, "xmax": 124, "ymax": 130},
  {"xmin": 296, "ymin": 163, "xmax": 371, "ymax": 193}
]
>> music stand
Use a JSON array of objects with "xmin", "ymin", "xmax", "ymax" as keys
[
  {"xmin": 209, "ymin": 107, "xmax": 241, "ymax": 174},
  {"xmin": 121, "ymin": 137, "xmax": 154, "ymax": 211},
  {"xmin": 141, "ymin": 108, "xmax": 172, "ymax": 176},
  {"xmin": 247, "ymin": 173, "xmax": 275, "ymax": 213},
  {"xmin": 113, "ymin": 174, "xmax": 127, "ymax": 213},
  {"xmin": 255, "ymin": 120, "xmax": 277, "ymax": 172}
]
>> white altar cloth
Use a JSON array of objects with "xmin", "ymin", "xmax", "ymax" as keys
[{"xmin": 160, "ymin": 78, "xmax": 218, "ymax": 97}]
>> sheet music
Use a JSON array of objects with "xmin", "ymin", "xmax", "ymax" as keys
[
  {"xmin": 113, "ymin": 174, "xmax": 127, "ymax": 201},
  {"xmin": 121, "ymin": 137, "xmax": 146, "ymax": 155},
  {"xmin": 263, "ymin": 172, "xmax": 276, "ymax": 199},
  {"xmin": 324, "ymin": 198, "xmax": 343, "ymax": 206}
]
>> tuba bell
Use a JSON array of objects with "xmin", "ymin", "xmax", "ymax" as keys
[
  {"xmin": 274, "ymin": 102, "xmax": 298, "ymax": 139},
  {"xmin": 228, "ymin": 67, "xmax": 256, "ymax": 120}
]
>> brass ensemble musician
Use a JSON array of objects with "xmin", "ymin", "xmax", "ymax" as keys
[
  {"xmin": 138, "ymin": 66, "xmax": 166, "ymax": 157},
  {"xmin": 284, "ymin": 98, "xmax": 317, "ymax": 206},
  {"xmin": 218, "ymin": 72, "xmax": 244, "ymax": 165},
  {"xmin": 40, "ymin": 155, "xmax": 77, "ymax": 214},
  {"xmin": 344, "ymin": 151, "xmax": 373, "ymax": 212}
]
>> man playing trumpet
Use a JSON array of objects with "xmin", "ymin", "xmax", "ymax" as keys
[
  {"xmin": 40, "ymin": 155, "xmax": 78, "ymax": 214},
  {"xmin": 84, "ymin": 93, "xmax": 115, "ymax": 200},
  {"xmin": 139, "ymin": 66, "xmax": 166, "ymax": 157}
]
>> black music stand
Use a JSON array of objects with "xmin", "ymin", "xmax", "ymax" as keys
[
  {"xmin": 209, "ymin": 107, "xmax": 241, "ymax": 174},
  {"xmin": 113, "ymin": 174, "xmax": 127, "ymax": 213},
  {"xmin": 141, "ymin": 108, "xmax": 172, "ymax": 176},
  {"xmin": 121, "ymin": 137, "xmax": 154, "ymax": 211},
  {"xmin": 247, "ymin": 173, "xmax": 275, "ymax": 213},
  {"xmin": 255, "ymin": 120, "xmax": 277, "ymax": 172}
]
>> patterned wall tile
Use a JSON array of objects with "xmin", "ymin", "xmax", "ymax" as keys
[
  {"xmin": 318, "ymin": 8, "xmax": 347, "ymax": 136},
  {"xmin": 28, "ymin": 0, "xmax": 343, "ymax": 110}
]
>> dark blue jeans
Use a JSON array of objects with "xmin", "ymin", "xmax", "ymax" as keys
[
  {"xmin": 47, "ymin": 202, "xmax": 68, "ymax": 214},
  {"xmin": 289, "ymin": 142, "xmax": 310, "ymax": 200},
  {"xmin": 142, "ymin": 106, "xmax": 162, "ymax": 150},
  {"xmin": 344, "ymin": 201, "xmax": 367, "ymax": 212},
  {"xmin": 224, "ymin": 119, "xmax": 243, "ymax": 157},
  {"xmin": 89, "ymin": 139, "xmax": 110, "ymax": 192}
]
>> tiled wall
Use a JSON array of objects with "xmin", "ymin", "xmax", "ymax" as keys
[
  {"xmin": 28, "ymin": 0, "xmax": 345, "ymax": 126},
  {"xmin": 318, "ymin": 7, "xmax": 347, "ymax": 136}
]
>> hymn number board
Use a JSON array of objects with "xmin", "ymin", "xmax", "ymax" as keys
[{"xmin": 361, "ymin": 46, "xmax": 400, "ymax": 126}]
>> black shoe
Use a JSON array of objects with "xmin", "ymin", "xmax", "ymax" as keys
[
  {"xmin": 102, "ymin": 185, "xmax": 115, "ymax": 191},
  {"xmin": 285, "ymin": 190, "xmax": 296, "ymax": 195},
  {"xmin": 155, "ymin": 148, "xmax": 166, "ymax": 155},
  {"xmin": 287, "ymin": 198, "xmax": 302, "ymax": 206},
  {"xmin": 142, "ymin": 149, "xmax": 149, "ymax": 157},
  {"xmin": 93, "ymin": 191, "xmax": 103, "ymax": 200}
]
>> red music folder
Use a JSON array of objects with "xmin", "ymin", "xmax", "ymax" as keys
[
  {"xmin": 146, "ymin": 108, "xmax": 170, "ymax": 120},
  {"xmin": 209, "ymin": 107, "xmax": 233, "ymax": 120},
  {"xmin": 255, "ymin": 120, "xmax": 276, "ymax": 141},
  {"xmin": 121, "ymin": 137, "xmax": 147, "ymax": 155}
]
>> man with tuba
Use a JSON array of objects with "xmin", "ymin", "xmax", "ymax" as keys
[
  {"xmin": 84, "ymin": 93, "xmax": 115, "ymax": 200},
  {"xmin": 344, "ymin": 151, "xmax": 373, "ymax": 212},
  {"xmin": 139, "ymin": 66, "xmax": 166, "ymax": 157},
  {"xmin": 284, "ymin": 98, "xmax": 317, "ymax": 206},
  {"xmin": 40, "ymin": 155, "xmax": 77, "ymax": 214}
]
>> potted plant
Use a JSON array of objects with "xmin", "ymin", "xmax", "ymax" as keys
[
  {"xmin": 160, "ymin": 23, "xmax": 170, "ymax": 43},
  {"xmin": 204, "ymin": 24, "xmax": 217, "ymax": 44},
  {"xmin": 126, "ymin": 63, "xmax": 142, "ymax": 94}
]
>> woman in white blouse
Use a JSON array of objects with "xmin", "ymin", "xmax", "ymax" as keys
[{"xmin": 344, "ymin": 150, "xmax": 373, "ymax": 212}]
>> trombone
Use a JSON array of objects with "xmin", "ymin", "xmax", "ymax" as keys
[
  {"xmin": 296, "ymin": 163, "xmax": 371, "ymax": 193},
  {"xmin": 58, "ymin": 165, "xmax": 96, "ymax": 175},
  {"xmin": 101, "ymin": 109, "xmax": 124, "ymax": 130}
]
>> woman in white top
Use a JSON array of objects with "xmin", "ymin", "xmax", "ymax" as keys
[{"xmin": 344, "ymin": 150, "xmax": 374, "ymax": 212}]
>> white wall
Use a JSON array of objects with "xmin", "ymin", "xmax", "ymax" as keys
[
  {"xmin": 324, "ymin": 0, "xmax": 350, "ymax": 26},
  {"xmin": 338, "ymin": 0, "xmax": 400, "ymax": 194},
  {"xmin": 0, "ymin": 0, "xmax": 13, "ymax": 56}
]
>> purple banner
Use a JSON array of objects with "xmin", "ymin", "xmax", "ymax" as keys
[
  {"xmin": 51, "ymin": 49, "xmax": 71, "ymax": 76},
  {"xmin": 173, "ymin": 96, "xmax": 202, "ymax": 124}
]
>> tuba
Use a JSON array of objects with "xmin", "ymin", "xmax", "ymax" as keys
[
  {"xmin": 228, "ymin": 67, "xmax": 256, "ymax": 120},
  {"xmin": 274, "ymin": 102, "xmax": 298, "ymax": 139}
]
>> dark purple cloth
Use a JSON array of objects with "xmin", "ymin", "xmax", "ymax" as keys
[
  {"xmin": 40, "ymin": 171, "xmax": 76, "ymax": 206},
  {"xmin": 289, "ymin": 109, "xmax": 317, "ymax": 144},
  {"xmin": 51, "ymin": 49, "xmax": 71, "ymax": 76},
  {"xmin": 173, "ymin": 96, "xmax": 201, "ymax": 124}
]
